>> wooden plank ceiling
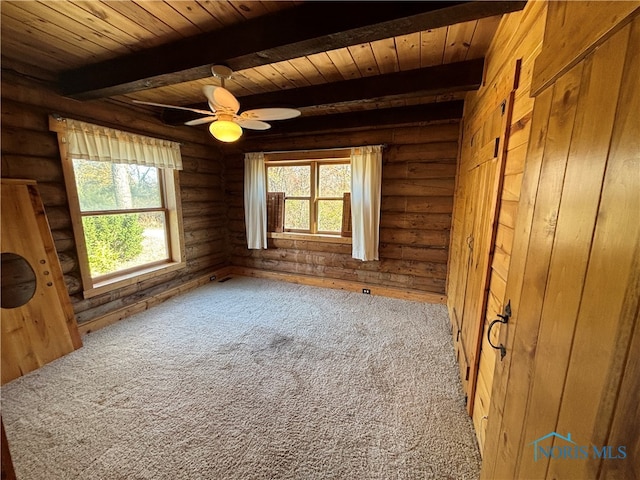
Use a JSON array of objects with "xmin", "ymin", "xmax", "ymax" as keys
[{"xmin": 0, "ymin": 1, "xmax": 526, "ymax": 137}]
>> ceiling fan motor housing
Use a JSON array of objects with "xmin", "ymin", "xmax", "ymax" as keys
[{"xmin": 211, "ymin": 65, "xmax": 233, "ymax": 84}]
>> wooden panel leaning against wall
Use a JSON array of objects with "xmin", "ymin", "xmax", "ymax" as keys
[
  {"xmin": 1, "ymin": 179, "xmax": 82, "ymax": 384},
  {"xmin": 0, "ymin": 72, "xmax": 229, "ymax": 331},
  {"xmin": 225, "ymin": 122, "xmax": 459, "ymax": 301}
]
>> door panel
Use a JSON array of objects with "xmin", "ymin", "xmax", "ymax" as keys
[
  {"xmin": 449, "ymin": 99, "xmax": 511, "ymax": 412},
  {"xmin": 1, "ymin": 180, "xmax": 82, "ymax": 384}
]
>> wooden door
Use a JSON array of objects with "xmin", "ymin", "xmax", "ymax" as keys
[
  {"xmin": 481, "ymin": 9, "xmax": 640, "ymax": 479},
  {"xmin": 449, "ymin": 99, "xmax": 512, "ymax": 412},
  {"xmin": 450, "ymin": 164, "xmax": 479, "ymax": 397},
  {"xmin": 1, "ymin": 179, "xmax": 82, "ymax": 384}
]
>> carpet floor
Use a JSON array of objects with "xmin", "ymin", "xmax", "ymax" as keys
[{"xmin": 1, "ymin": 277, "xmax": 481, "ymax": 479}]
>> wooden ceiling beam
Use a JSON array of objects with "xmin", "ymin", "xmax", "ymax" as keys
[
  {"xmin": 243, "ymin": 58, "xmax": 484, "ymax": 109},
  {"xmin": 163, "ymin": 59, "xmax": 483, "ymax": 125},
  {"xmin": 59, "ymin": 1, "xmax": 526, "ymax": 100},
  {"xmin": 238, "ymin": 101, "xmax": 464, "ymax": 139}
]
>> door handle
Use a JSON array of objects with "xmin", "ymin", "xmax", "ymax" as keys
[{"xmin": 488, "ymin": 300, "xmax": 511, "ymax": 360}]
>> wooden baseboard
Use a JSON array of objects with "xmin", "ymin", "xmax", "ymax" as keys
[
  {"xmin": 229, "ymin": 267, "xmax": 447, "ymax": 304},
  {"xmin": 78, "ymin": 266, "xmax": 234, "ymax": 335}
]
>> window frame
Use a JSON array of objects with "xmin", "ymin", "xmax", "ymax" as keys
[
  {"xmin": 265, "ymin": 154, "xmax": 351, "ymax": 237},
  {"xmin": 54, "ymin": 126, "xmax": 185, "ymax": 299}
]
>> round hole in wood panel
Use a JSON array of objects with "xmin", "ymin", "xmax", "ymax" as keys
[{"xmin": 1, "ymin": 252, "xmax": 37, "ymax": 309}]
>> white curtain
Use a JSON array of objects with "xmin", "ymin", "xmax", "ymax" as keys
[
  {"xmin": 61, "ymin": 118, "xmax": 182, "ymax": 169},
  {"xmin": 244, "ymin": 152, "xmax": 268, "ymax": 249},
  {"xmin": 351, "ymin": 145, "xmax": 383, "ymax": 261}
]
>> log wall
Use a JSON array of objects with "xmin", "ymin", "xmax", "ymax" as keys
[
  {"xmin": 1, "ymin": 73, "xmax": 229, "ymax": 326},
  {"xmin": 225, "ymin": 123, "xmax": 459, "ymax": 298}
]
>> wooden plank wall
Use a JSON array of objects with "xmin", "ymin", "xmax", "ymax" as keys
[
  {"xmin": 225, "ymin": 122, "xmax": 459, "ymax": 298},
  {"xmin": 448, "ymin": 0, "xmax": 548, "ymax": 453},
  {"xmin": 1, "ymin": 72, "xmax": 229, "ymax": 326},
  {"xmin": 482, "ymin": 5, "xmax": 640, "ymax": 479}
]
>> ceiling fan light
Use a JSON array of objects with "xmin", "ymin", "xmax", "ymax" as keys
[{"xmin": 209, "ymin": 120, "xmax": 242, "ymax": 142}]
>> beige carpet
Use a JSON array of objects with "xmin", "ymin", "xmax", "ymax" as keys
[{"xmin": 2, "ymin": 277, "xmax": 481, "ymax": 479}]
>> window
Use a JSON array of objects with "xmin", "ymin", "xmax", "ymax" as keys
[
  {"xmin": 266, "ymin": 159, "xmax": 351, "ymax": 235},
  {"xmin": 51, "ymin": 117, "xmax": 185, "ymax": 298},
  {"xmin": 73, "ymin": 160, "xmax": 171, "ymax": 278}
]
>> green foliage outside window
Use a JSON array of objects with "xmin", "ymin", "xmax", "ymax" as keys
[
  {"xmin": 267, "ymin": 162, "xmax": 350, "ymax": 233},
  {"xmin": 83, "ymin": 214, "xmax": 144, "ymax": 276}
]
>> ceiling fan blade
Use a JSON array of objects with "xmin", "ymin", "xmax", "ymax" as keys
[
  {"xmin": 132, "ymin": 100, "xmax": 212, "ymax": 116},
  {"xmin": 236, "ymin": 118, "xmax": 271, "ymax": 130},
  {"xmin": 240, "ymin": 108, "xmax": 301, "ymax": 121},
  {"xmin": 184, "ymin": 116, "xmax": 217, "ymax": 126},
  {"xmin": 203, "ymin": 85, "xmax": 239, "ymax": 114}
]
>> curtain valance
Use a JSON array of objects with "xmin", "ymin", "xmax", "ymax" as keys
[{"xmin": 56, "ymin": 118, "xmax": 183, "ymax": 170}]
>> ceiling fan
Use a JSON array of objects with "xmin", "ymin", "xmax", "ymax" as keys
[{"xmin": 133, "ymin": 65, "xmax": 301, "ymax": 142}]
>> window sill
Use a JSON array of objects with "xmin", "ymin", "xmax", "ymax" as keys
[
  {"xmin": 82, "ymin": 261, "xmax": 186, "ymax": 299},
  {"xmin": 268, "ymin": 232, "xmax": 352, "ymax": 244}
]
